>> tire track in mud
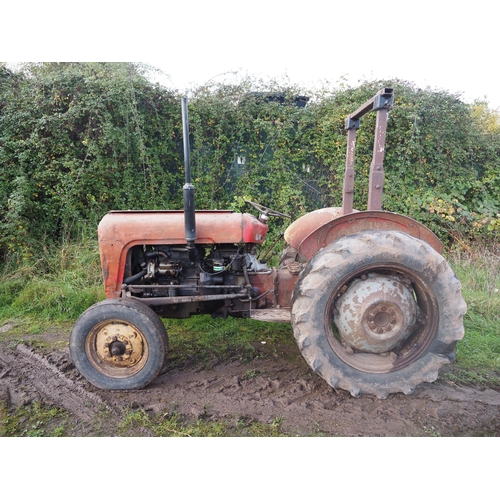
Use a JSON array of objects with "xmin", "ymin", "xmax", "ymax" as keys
[
  {"xmin": 131, "ymin": 357, "xmax": 500, "ymax": 436},
  {"xmin": 0, "ymin": 344, "xmax": 116, "ymax": 424}
]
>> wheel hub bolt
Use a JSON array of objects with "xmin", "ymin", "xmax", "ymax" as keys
[
  {"xmin": 333, "ymin": 273, "xmax": 418, "ymax": 354},
  {"xmin": 109, "ymin": 340, "xmax": 127, "ymax": 356},
  {"xmin": 368, "ymin": 306, "xmax": 398, "ymax": 334}
]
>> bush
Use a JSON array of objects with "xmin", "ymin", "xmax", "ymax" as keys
[{"xmin": 1, "ymin": 63, "xmax": 499, "ymax": 264}]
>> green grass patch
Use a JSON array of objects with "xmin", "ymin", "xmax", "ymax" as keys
[
  {"xmin": 8, "ymin": 279, "xmax": 103, "ymax": 320},
  {"xmin": 0, "ymin": 237, "xmax": 104, "ymax": 322},
  {"xmin": 439, "ymin": 246, "xmax": 500, "ymax": 385},
  {"xmin": 0, "ymin": 400, "xmax": 69, "ymax": 437},
  {"xmin": 164, "ymin": 315, "xmax": 295, "ymax": 371},
  {"xmin": 116, "ymin": 407, "xmax": 291, "ymax": 437}
]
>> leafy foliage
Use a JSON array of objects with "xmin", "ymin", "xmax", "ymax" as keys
[
  {"xmin": 1, "ymin": 63, "xmax": 499, "ymax": 264},
  {"xmin": 0, "ymin": 63, "xmax": 183, "ymax": 261}
]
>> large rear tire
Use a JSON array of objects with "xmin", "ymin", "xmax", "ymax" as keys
[
  {"xmin": 70, "ymin": 298, "xmax": 168, "ymax": 390},
  {"xmin": 291, "ymin": 230, "xmax": 466, "ymax": 399}
]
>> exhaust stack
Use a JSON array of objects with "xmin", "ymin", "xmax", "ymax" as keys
[{"xmin": 181, "ymin": 97, "xmax": 196, "ymax": 258}]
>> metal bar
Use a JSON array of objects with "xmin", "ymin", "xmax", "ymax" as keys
[
  {"xmin": 126, "ymin": 284, "xmax": 244, "ymax": 290},
  {"xmin": 342, "ymin": 88, "xmax": 394, "ymax": 213},
  {"xmin": 347, "ymin": 97, "xmax": 376, "ymax": 122},
  {"xmin": 181, "ymin": 97, "xmax": 196, "ymax": 251},
  {"xmin": 342, "ymin": 127, "xmax": 357, "ymax": 215},
  {"xmin": 181, "ymin": 97, "xmax": 192, "ymax": 184},
  {"xmin": 129, "ymin": 292, "xmax": 249, "ymax": 306},
  {"xmin": 367, "ymin": 108, "xmax": 389, "ymax": 211},
  {"xmin": 345, "ymin": 88, "xmax": 394, "ymax": 123}
]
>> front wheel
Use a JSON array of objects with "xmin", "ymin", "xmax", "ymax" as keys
[
  {"xmin": 70, "ymin": 298, "xmax": 168, "ymax": 390},
  {"xmin": 291, "ymin": 230, "xmax": 466, "ymax": 399}
]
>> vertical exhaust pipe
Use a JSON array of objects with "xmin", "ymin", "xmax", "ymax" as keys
[{"xmin": 181, "ymin": 97, "xmax": 197, "ymax": 260}]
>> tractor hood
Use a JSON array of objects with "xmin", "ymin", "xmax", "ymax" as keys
[
  {"xmin": 98, "ymin": 210, "xmax": 268, "ymax": 298},
  {"xmin": 98, "ymin": 210, "xmax": 268, "ymax": 246}
]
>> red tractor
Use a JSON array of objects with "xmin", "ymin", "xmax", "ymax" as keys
[{"xmin": 70, "ymin": 89, "xmax": 466, "ymax": 399}]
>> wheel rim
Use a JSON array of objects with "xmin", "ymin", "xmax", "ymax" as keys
[
  {"xmin": 326, "ymin": 264, "xmax": 439, "ymax": 374},
  {"xmin": 86, "ymin": 320, "xmax": 149, "ymax": 378},
  {"xmin": 333, "ymin": 273, "xmax": 418, "ymax": 353}
]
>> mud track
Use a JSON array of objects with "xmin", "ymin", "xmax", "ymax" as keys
[{"xmin": 1, "ymin": 340, "xmax": 499, "ymax": 436}]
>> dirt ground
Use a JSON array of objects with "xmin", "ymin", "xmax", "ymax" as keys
[{"xmin": 0, "ymin": 327, "xmax": 499, "ymax": 436}]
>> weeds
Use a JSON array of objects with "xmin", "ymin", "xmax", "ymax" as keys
[
  {"xmin": 447, "ymin": 245, "xmax": 500, "ymax": 379},
  {"xmin": 422, "ymin": 425, "xmax": 442, "ymax": 437},
  {"xmin": 244, "ymin": 369, "xmax": 262, "ymax": 380},
  {"xmin": 1, "ymin": 400, "xmax": 69, "ymax": 437},
  {"xmin": 0, "ymin": 237, "xmax": 104, "ymax": 323},
  {"xmin": 115, "ymin": 408, "xmax": 290, "ymax": 437}
]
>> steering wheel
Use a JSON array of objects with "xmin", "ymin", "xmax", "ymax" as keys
[{"xmin": 244, "ymin": 199, "xmax": 291, "ymax": 218}]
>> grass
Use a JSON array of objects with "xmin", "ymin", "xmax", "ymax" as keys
[
  {"xmin": 445, "ymin": 244, "xmax": 500, "ymax": 385},
  {"xmin": 116, "ymin": 407, "xmax": 290, "ymax": 437},
  {"xmin": 0, "ymin": 236, "xmax": 104, "ymax": 322},
  {"xmin": 0, "ymin": 400, "xmax": 69, "ymax": 437},
  {"xmin": 164, "ymin": 315, "xmax": 294, "ymax": 372}
]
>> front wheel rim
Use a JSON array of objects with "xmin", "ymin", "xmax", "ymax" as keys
[{"xmin": 86, "ymin": 320, "xmax": 149, "ymax": 378}]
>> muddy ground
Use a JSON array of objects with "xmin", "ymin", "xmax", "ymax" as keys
[{"xmin": 0, "ymin": 326, "xmax": 499, "ymax": 436}]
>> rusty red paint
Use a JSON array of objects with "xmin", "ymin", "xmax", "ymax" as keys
[
  {"xmin": 98, "ymin": 210, "xmax": 268, "ymax": 298},
  {"xmin": 275, "ymin": 268, "xmax": 298, "ymax": 308},
  {"xmin": 367, "ymin": 108, "xmax": 389, "ymax": 211},
  {"xmin": 342, "ymin": 128, "xmax": 357, "ymax": 215},
  {"xmin": 245, "ymin": 271, "xmax": 275, "ymax": 307},
  {"xmin": 245, "ymin": 268, "xmax": 297, "ymax": 309},
  {"xmin": 284, "ymin": 207, "xmax": 346, "ymax": 251},
  {"xmin": 286, "ymin": 210, "xmax": 443, "ymax": 261}
]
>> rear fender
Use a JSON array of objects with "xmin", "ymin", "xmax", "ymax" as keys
[{"xmin": 284, "ymin": 209, "xmax": 443, "ymax": 261}]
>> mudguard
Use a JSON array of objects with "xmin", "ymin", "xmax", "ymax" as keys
[{"xmin": 284, "ymin": 208, "xmax": 443, "ymax": 261}]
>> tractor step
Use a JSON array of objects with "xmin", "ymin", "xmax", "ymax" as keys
[{"xmin": 250, "ymin": 308, "xmax": 291, "ymax": 323}]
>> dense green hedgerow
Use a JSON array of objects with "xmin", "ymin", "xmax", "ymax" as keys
[{"xmin": 1, "ymin": 62, "xmax": 499, "ymax": 265}]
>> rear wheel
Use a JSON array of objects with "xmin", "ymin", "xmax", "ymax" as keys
[
  {"xmin": 70, "ymin": 298, "xmax": 168, "ymax": 390},
  {"xmin": 291, "ymin": 230, "xmax": 466, "ymax": 399}
]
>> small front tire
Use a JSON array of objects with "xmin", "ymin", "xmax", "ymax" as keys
[{"xmin": 70, "ymin": 298, "xmax": 168, "ymax": 390}]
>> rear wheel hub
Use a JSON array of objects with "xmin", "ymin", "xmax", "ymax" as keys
[{"xmin": 333, "ymin": 273, "xmax": 418, "ymax": 353}]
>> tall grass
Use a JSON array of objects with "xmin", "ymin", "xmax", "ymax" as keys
[
  {"xmin": 448, "ymin": 245, "xmax": 500, "ymax": 376},
  {"xmin": 0, "ymin": 236, "xmax": 104, "ymax": 322}
]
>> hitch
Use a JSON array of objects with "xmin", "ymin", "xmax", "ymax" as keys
[{"xmin": 342, "ymin": 88, "xmax": 394, "ymax": 215}]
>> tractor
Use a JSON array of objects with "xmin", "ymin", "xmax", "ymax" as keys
[{"xmin": 70, "ymin": 89, "xmax": 467, "ymax": 399}]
